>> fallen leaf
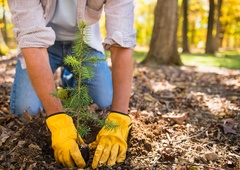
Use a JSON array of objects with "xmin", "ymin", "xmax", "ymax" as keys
[
  {"xmin": 205, "ymin": 152, "xmax": 218, "ymax": 161},
  {"xmin": 20, "ymin": 112, "xmax": 33, "ymax": 124},
  {"xmin": 28, "ymin": 144, "xmax": 42, "ymax": 151},
  {"xmin": 17, "ymin": 140, "xmax": 26, "ymax": 147},
  {"xmin": 143, "ymin": 93, "xmax": 156, "ymax": 102},
  {"xmin": 88, "ymin": 103, "xmax": 99, "ymax": 113},
  {"xmin": 231, "ymin": 96, "xmax": 238, "ymax": 101},
  {"xmin": 162, "ymin": 113, "xmax": 188, "ymax": 125},
  {"xmin": 223, "ymin": 124, "xmax": 237, "ymax": 134},
  {"xmin": 222, "ymin": 118, "xmax": 238, "ymax": 134},
  {"xmin": 0, "ymin": 125, "xmax": 12, "ymax": 147},
  {"xmin": 129, "ymin": 110, "xmax": 154, "ymax": 118},
  {"xmin": 0, "ymin": 135, "xmax": 10, "ymax": 147}
]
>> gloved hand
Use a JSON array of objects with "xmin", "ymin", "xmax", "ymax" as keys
[
  {"xmin": 89, "ymin": 112, "xmax": 131, "ymax": 169},
  {"xmin": 46, "ymin": 113, "xmax": 86, "ymax": 168}
]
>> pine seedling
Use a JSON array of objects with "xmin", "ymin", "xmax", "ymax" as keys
[{"xmin": 53, "ymin": 21, "xmax": 118, "ymax": 137}]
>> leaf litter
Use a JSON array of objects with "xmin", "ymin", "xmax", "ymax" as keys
[{"xmin": 0, "ymin": 55, "xmax": 240, "ymax": 170}]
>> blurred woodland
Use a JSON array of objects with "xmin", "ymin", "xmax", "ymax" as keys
[{"xmin": 1, "ymin": 0, "xmax": 240, "ymax": 65}]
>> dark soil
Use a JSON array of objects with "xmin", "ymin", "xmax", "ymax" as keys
[{"xmin": 0, "ymin": 54, "xmax": 240, "ymax": 170}]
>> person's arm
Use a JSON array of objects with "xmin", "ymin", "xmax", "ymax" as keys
[
  {"xmin": 8, "ymin": 1, "xmax": 86, "ymax": 168},
  {"xmin": 103, "ymin": 0, "xmax": 136, "ymax": 114},
  {"xmin": 8, "ymin": 1, "xmax": 59, "ymax": 115},
  {"xmin": 90, "ymin": 46, "xmax": 134, "ymax": 169},
  {"xmin": 21, "ymin": 48, "xmax": 86, "ymax": 168},
  {"xmin": 7, "ymin": 0, "xmax": 55, "ymax": 49},
  {"xmin": 90, "ymin": 0, "xmax": 136, "ymax": 168},
  {"xmin": 21, "ymin": 48, "xmax": 63, "ymax": 116},
  {"xmin": 103, "ymin": 0, "xmax": 136, "ymax": 51},
  {"xmin": 110, "ymin": 46, "xmax": 134, "ymax": 114}
]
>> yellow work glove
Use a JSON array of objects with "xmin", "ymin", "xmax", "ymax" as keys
[
  {"xmin": 46, "ymin": 113, "xmax": 86, "ymax": 168},
  {"xmin": 89, "ymin": 112, "xmax": 131, "ymax": 169}
]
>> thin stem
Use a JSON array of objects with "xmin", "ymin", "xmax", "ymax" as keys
[{"xmin": 76, "ymin": 23, "xmax": 86, "ymax": 130}]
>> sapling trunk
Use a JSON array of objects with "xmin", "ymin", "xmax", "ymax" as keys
[{"xmin": 76, "ymin": 22, "xmax": 84, "ymax": 133}]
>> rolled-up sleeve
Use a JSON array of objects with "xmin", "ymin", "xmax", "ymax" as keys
[
  {"xmin": 103, "ymin": 0, "xmax": 136, "ymax": 50},
  {"xmin": 8, "ymin": 0, "xmax": 55, "ymax": 48}
]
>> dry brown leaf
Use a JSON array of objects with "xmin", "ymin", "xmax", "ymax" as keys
[
  {"xmin": 162, "ymin": 113, "xmax": 188, "ymax": 125},
  {"xmin": 222, "ymin": 118, "xmax": 238, "ymax": 135},
  {"xmin": 28, "ymin": 143, "xmax": 42, "ymax": 151},
  {"xmin": 205, "ymin": 152, "xmax": 218, "ymax": 161},
  {"xmin": 143, "ymin": 93, "xmax": 156, "ymax": 102},
  {"xmin": 0, "ymin": 125, "xmax": 12, "ymax": 147},
  {"xmin": 223, "ymin": 124, "xmax": 237, "ymax": 134},
  {"xmin": 19, "ymin": 112, "xmax": 33, "ymax": 124}
]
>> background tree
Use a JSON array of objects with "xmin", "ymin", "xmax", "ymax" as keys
[
  {"xmin": 205, "ymin": 0, "xmax": 215, "ymax": 54},
  {"xmin": 3, "ymin": 0, "xmax": 240, "ymax": 57},
  {"xmin": 214, "ymin": 0, "xmax": 223, "ymax": 50},
  {"xmin": 182, "ymin": 0, "xmax": 190, "ymax": 53},
  {"xmin": 142, "ymin": 0, "xmax": 182, "ymax": 66}
]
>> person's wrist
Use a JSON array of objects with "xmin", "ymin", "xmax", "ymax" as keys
[
  {"xmin": 46, "ymin": 112, "xmax": 66, "ymax": 119},
  {"xmin": 108, "ymin": 111, "xmax": 131, "ymax": 126},
  {"xmin": 110, "ymin": 111, "xmax": 130, "ymax": 117}
]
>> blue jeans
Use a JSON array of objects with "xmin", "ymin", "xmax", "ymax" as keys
[{"xmin": 10, "ymin": 41, "xmax": 113, "ymax": 115}]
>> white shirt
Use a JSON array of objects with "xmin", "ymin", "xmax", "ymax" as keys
[
  {"xmin": 47, "ymin": 0, "xmax": 104, "ymax": 53},
  {"xmin": 8, "ymin": 0, "xmax": 136, "ymax": 69}
]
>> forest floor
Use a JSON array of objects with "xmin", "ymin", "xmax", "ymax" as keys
[{"xmin": 0, "ymin": 53, "xmax": 240, "ymax": 170}]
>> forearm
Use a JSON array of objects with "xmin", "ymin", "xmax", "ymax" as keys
[
  {"xmin": 21, "ymin": 48, "xmax": 63, "ymax": 116},
  {"xmin": 110, "ymin": 47, "xmax": 134, "ymax": 114}
]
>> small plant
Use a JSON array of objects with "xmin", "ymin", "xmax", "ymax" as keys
[{"xmin": 53, "ymin": 21, "xmax": 117, "ymax": 138}]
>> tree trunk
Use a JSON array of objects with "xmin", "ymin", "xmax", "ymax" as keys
[
  {"xmin": 214, "ymin": 0, "xmax": 223, "ymax": 50},
  {"xmin": 182, "ymin": 0, "xmax": 190, "ymax": 53},
  {"xmin": 142, "ymin": 0, "xmax": 182, "ymax": 66},
  {"xmin": 205, "ymin": 0, "xmax": 215, "ymax": 54}
]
